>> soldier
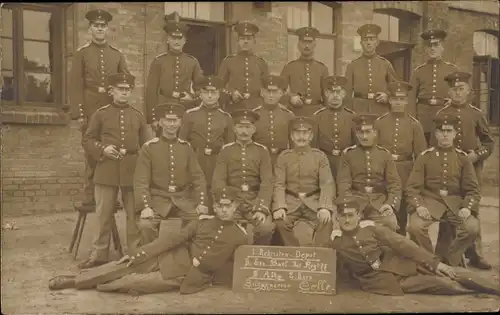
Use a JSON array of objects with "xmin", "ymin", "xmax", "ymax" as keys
[
  {"xmin": 212, "ymin": 110, "xmax": 275, "ymax": 245},
  {"xmin": 336, "ymin": 114, "xmax": 401, "ymax": 231},
  {"xmin": 280, "ymin": 27, "xmax": 329, "ymax": 117},
  {"xmin": 48, "ymin": 188, "xmax": 249, "ymax": 295},
  {"xmin": 272, "ymin": 117, "xmax": 336, "ymax": 246},
  {"xmin": 80, "ymin": 73, "xmax": 148, "ymax": 269},
  {"xmin": 374, "ymin": 81, "xmax": 427, "ymax": 236},
  {"xmin": 312, "ymin": 75, "xmax": 356, "ymax": 178},
  {"xmin": 406, "ymin": 114, "xmax": 481, "ymax": 268},
  {"xmin": 134, "ymin": 102, "xmax": 209, "ymax": 245},
  {"xmin": 145, "ymin": 14, "xmax": 204, "ymax": 136},
  {"xmin": 252, "ymin": 75, "xmax": 295, "ymax": 168},
  {"xmin": 324, "ymin": 197, "xmax": 499, "ymax": 296},
  {"xmin": 218, "ymin": 21, "xmax": 269, "ymax": 113},
  {"xmin": 433, "ymin": 71, "xmax": 495, "ymax": 270},
  {"xmin": 70, "ymin": 9, "xmax": 129, "ymax": 209},
  {"xmin": 344, "ymin": 24, "xmax": 398, "ymax": 115},
  {"xmin": 408, "ymin": 29, "xmax": 459, "ymax": 143}
]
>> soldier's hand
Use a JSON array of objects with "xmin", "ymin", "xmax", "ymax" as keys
[
  {"xmin": 151, "ymin": 121, "xmax": 160, "ymax": 132},
  {"xmin": 192, "ymin": 257, "xmax": 200, "ymax": 267},
  {"xmin": 195, "ymin": 204, "xmax": 209, "ymax": 215},
  {"xmin": 116, "ymin": 255, "xmax": 131, "ymax": 265},
  {"xmin": 140, "ymin": 207, "xmax": 155, "ymax": 219},
  {"xmin": 77, "ymin": 117, "xmax": 86, "ymax": 125},
  {"xmin": 181, "ymin": 93, "xmax": 194, "ymax": 101},
  {"xmin": 103, "ymin": 145, "xmax": 121, "ymax": 160},
  {"xmin": 378, "ymin": 204, "xmax": 393, "ymax": 216},
  {"xmin": 436, "ymin": 262, "xmax": 457, "ymax": 280},
  {"xmin": 290, "ymin": 95, "xmax": 303, "ymax": 106},
  {"xmin": 317, "ymin": 209, "xmax": 332, "ymax": 224},
  {"xmin": 416, "ymin": 206, "xmax": 432, "ymax": 220},
  {"xmin": 375, "ymin": 92, "xmax": 388, "ymax": 103},
  {"xmin": 467, "ymin": 150, "xmax": 479, "ymax": 164},
  {"xmin": 232, "ymin": 90, "xmax": 243, "ymax": 102},
  {"xmin": 458, "ymin": 208, "xmax": 471, "ymax": 220},
  {"xmin": 443, "ymin": 98, "xmax": 452, "ymax": 106},
  {"xmin": 273, "ymin": 209, "xmax": 287, "ymax": 220},
  {"xmin": 252, "ymin": 211, "xmax": 266, "ymax": 224}
]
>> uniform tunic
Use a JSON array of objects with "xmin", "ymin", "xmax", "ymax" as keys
[
  {"xmin": 145, "ymin": 51, "xmax": 204, "ymax": 123},
  {"xmin": 344, "ymin": 54, "xmax": 398, "ymax": 115}
]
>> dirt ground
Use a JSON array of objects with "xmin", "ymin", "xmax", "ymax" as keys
[{"xmin": 1, "ymin": 203, "xmax": 499, "ymax": 314}]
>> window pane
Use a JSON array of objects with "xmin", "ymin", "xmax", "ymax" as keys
[
  {"xmin": 1, "ymin": 38, "xmax": 13, "ymax": 70},
  {"xmin": 24, "ymin": 41, "xmax": 52, "ymax": 72},
  {"xmin": 315, "ymin": 37, "xmax": 334, "ymax": 75},
  {"xmin": 1, "ymin": 8, "xmax": 13, "ymax": 37},
  {"xmin": 311, "ymin": 2, "xmax": 333, "ymax": 34},
  {"xmin": 195, "ymin": 2, "xmax": 225, "ymax": 22},
  {"xmin": 181, "ymin": 2, "xmax": 196, "ymax": 18},
  {"xmin": 286, "ymin": 2, "xmax": 308, "ymax": 29},
  {"xmin": 23, "ymin": 10, "xmax": 53, "ymax": 41},
  {"xmin": 1, "ymin": 70, "xmax": 15, "ymax": 101},
  {"xmin": 24, "ymin": 72, "xmax": 53, "ymax": 103}
]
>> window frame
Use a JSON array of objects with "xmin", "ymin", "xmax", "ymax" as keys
[{"xmin": 1, "ymin": 3, "xmax": 65, "ymax": 111}]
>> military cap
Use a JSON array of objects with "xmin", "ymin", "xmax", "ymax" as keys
[
  {"xmin": 323, "ymin": 76, "xmax": 348, "ymax": 89},
  {"xmin": 335, "ymin": 197, "xmax": 361, "ymax": 214},
  {"xmin": 420, "ymin": 29, "xmax": 447, "ymax": 44},
  {"xmin": 232, "ymin": 109, "xmax": 260, "ymax": 124},
  {"xmin": 387, "ymin": 81, "xmax": 413, "ymax": 97},
  {"xmin": 357, "ymin": 24, "xmax": 382, "ymax": 38},
  {"xmin": 290, "ymin": 116, "xmax": 314, "ymax": 131},
  {"xmin": 197, "ymin": 75, "xmax": 224, "ymax": 90},
  {"xmin": 352, "ymin": 113, "xmax": 379, "ymax": 128},
  {"xmin": 261, "ymin": 75, "xmax": 287, "ymax": 90},
  {"xmin": 444, "ymin": 71, "xmax": 472, "ymax": 87},
  {"xmin": 433, "ymin": 113, "xmax": 460, "ymax": 130},
  {"xmin": 163, "ymin": 21, "xmax": 189, "ymax": 37},
  {"xmin": 85, "ymin": 9, "xmax": 113, "ymax": 23},
  {"xmin": 213, "ymin": 188, "xmax": 239, "ymax": 205},
  {"xmin": 234, "ymin": 21, "xmax": 259, "ymax": 36},
  {"xmin": 107, "ymin": 73, "xmax": 135, "ymax": 88},
  {"xmin": 296, "ymin": 26, "xmax": 320, "ymax": 41},
  {"xmin": 155, "ymin": 102, "xmax": 185, "ymax": 118}
]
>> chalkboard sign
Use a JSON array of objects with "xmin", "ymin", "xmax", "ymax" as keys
[{"xmin": 232, "ymin": 245, "xmax": 337, "ymax": 296}]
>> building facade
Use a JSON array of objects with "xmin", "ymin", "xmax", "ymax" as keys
[{"xmin": 1, "ymin": 1, "xmax": 499, "ymax": 216}]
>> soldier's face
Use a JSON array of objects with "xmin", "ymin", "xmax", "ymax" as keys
[
  {"xmin": 355, "ymin": 126, "xmax": 377, "ymax": 147},
  {"xmin": 291, "ymin": 129, "xmax": 313, "ymax": 147},
  {"xmin": 200, "ymin": 88, "xmax": 220, "ymax": 107},
  {"xmin": 425, "ymin": 41, "xmax": 444, "ymax": 59},
  {"xmin": 435, "ymin": 126, "xmax": 456, "ymax": 148},
  {"xmin": 238, "ymin": 35, "xmax": 256, "ymax": 52},
  {"xmin": 167, "ymin": 35, "xmax": 186, "ymax": 52},
  {"xmin": 337, "ymin": 208, "xmax": 361, "ymax": 232},
  {"xmin": 360, "ymin": 36, "xmax": 379, "ymax": 54},
  {"xmin": 389, "ymin": 96, "xmax": 408, "ymax": 113},
  {"xmin": 324, "ymin": 87, "xmax": 346, "ymax": 108},
  {"xmin": 261, "ymin": 88, "xmax": 283, "ymax": 105},
  {"xmin": 298, "ymin": 40, "xmax": 316, "ymax": 57},
  {"xmin": 159, "ymin": 116, "xmax": 182, "ymax": 136},
  {"xmin": 89, "ymin": 21, "xmax": 109, "ymax": 41},
  {"xmin": 234, "ymin": 123, "xmax": 256, "ymax": 142},
  {"xmin": 214, "ymin": 200, "xmax": 238, "ymax": 221},
  {"xmin": 448, "ymin": 82, "xmax": 470, "ymax": 104},
  {"xmin": 110, "ymin": 83, "xmax": 132, "ymax": 104}
]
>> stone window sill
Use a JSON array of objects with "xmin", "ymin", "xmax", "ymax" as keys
[{"xmin": 1, "ymin": 105, "xmax": 71, "ymax": 125}]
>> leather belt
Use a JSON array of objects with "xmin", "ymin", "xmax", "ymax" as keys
[
  {"xmin": 285, "ymin": 188, "xmax": 320, "ymax": 198},
  {"xmin": 159, "ymin": 89, "xmax": 190, "ymax": 99},
  {"xmin": 270, "ymin": 148, "xmax": 285, "ymax": 155},
  {"xmin": 353, "ymin": 92, "xmax": 376, "ymax": 100},
  {"xmin": 352, "ymin": 184, "xmax": 385, "ymax": 194},
  {"xmin": 151, "ymin": 186, "xmax": 187, "ymax": 196},
  {"xmin": 417, "ymin": 97, "xmax": 445, "ymax": 106},
  {"xmin": 232, "ymin": 185, "xmax": 259, "ymax": 192},
  {"xmin": 391, "ymin": 153, "xmax": 413, "ymax": 162},
  {"xmin": 86, "ymin": 86, "xmax": 108, "ymax": 94},
  {"xmin": 202, "ymin": 147, "xmax": 221, "ymax": 156},
  {"xmin": 329, "ymin": 149, "xmax": 342, "ymax": 156}
]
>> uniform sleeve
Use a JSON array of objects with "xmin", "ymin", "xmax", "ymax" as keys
[
  {"xmin": 188, "ymin": 146, "xmax": 208, "ymax": 206},
  {"xmin": 408, "ymin": 70, "xmax": 419, "ymax": 117},
  {"xmin": 384, "ymin": 156, "xmax": 402, "ymax": 211},
  {"xmin": 272, "ymin": 152, "xmax": 288, "ymax": 211},
  {"xmin": 259, "ymin": 57, "xmax": 269, "ymax": 77},
  {"xmin": 145, "ymin": 58, "xmax": 161, "ymax": 124},
  {"xmin": 310, "ymin": 116, "xmax": 319, "ymax": 148},
  {"xmin": 475, "ymin": 113, "xmax": 495, "ymax": 162},
  {"xmin": 133, "ymin": 144, "xmax": 153, "ymax": 212},
  {"xmin": 372, "ymin": 226, "xmax": 440, "ymax": 272},
  {"xmin": 412, "ymin": 121, "xmax": 428, "ymax": 156},
  {"xmin": 224, "ymin": 116, "xmax": 236, "ymax": 143},
  {"xmin": 385, "ymin": 61, "xmax": 399, "ymax": 90},
  {"xmin": 69, "ymin": 50, "xmax": 85, "ymax": 119},
  {"xmin": 218, "ymin": 58, "xmax": 231, "ymax": 92},
  {"xmin": 459, "ymin": 157, "xmax": 481, "ymax": 214},
  {"xmin": 178, "ymin": 112, "xmax": 191, "ymax": 141},
  {"xmin": 118, "ymin": 53, "xmax": 130, "ymax": 74},
  {"xmin": 191, "ymin": 58, "xmax": 204, "ymax": 94},
  {"xmin": 318, "ymin": 153, "xmax": 336, "ymax": 211},
  {"xmin": 255, "ymin": 148, "xmax": 273, "ymax": 215},
  {"xmin": 211, "ymin": 149, "xmax": 229, "ymax": 194},
  {"xmin": 138, "ymin": 113, "xmax": 150, "ymax": 146},
  {"xmin": 344, "ymin": 63, "xmax": 354, "ymax": 109},
  {"xmin": 82, "ymin": 112, "xmax": 105, "ymax": 161},
  {"xmin": 336, "ymin": 154, "xmax": 353, "ymax": 198},
  {"xmin": 279, "ymin": 64, "xmax": 292, "ymax": 106},
  {"xmin": 404, "ymin": 154, "xmax": 426, "ymax": 211}
]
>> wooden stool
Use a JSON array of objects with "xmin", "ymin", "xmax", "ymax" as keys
[{"xmin": 68, "ymin": 205, "xmax": 123, "ymax": 260}]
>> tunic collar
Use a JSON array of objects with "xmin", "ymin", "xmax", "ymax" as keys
[
  {"xmin": 235, "ymin": 139, "xmax": 253, "ymax": 147},
  {"xmin": 238, "ymin": 50, "xmax": 254, "ymax": 57},
  {"xmin": 426, "ymin": 58, "xmax": 443, "ymax": 65},
  {"xmin": 160, "ymin": 135, "xmax": 178, "ymax": 143},
  {"xmin": 437, "ymin": 145, "xmax": 454, "ymax": 152},
  {"xmin": 111, "ymin": 102, "xmax": 129, "ymax": 109},
  {"xmin": 294, "ymin": 145, "xmax": 312, "ymax": 155}
]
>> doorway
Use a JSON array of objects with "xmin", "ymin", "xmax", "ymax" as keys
[
  {"xmin": 473, "ymin": 55, "xmax": 499, "ymax": 125},
  {"xmin": 377, "ymin": 40, "xmax": 413, "ymax": 82}
]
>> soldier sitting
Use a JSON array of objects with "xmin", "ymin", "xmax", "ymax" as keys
[
  {"xmin": 336, "ymin": 114, "xmax": 401, "ymax": 231},
  {"xmin": 272, "ymin": 117, "xmax": 336, "ymax": 246},
  {"xmin": 134, "ymin": 103, "xmax": 208, "ymax": 245},
  {"xmin": 325, "ymin": 197, "xmax": 499, "ymax": 296},
  {"xmin": 48, "ymin": 189, "xmax": 249, "ymax": 295},
  {"xmin": 406, "ymin": 114, "xmax": 481, "ymax": 267}
]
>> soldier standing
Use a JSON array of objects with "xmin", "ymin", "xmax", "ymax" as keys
[
  {"xmin": 272, "ymin": 117, "xmax": 336, "ymax": 246},
  {"xmin": 408, "ymin": 29, "xmax": 458, "ymax": 143},
  {"xmin": 253, "ymin": 75, "xmax": 295, "ymax": 168},
  {"xmin": 344, "ymin": 24, "xmax": 398, "ymax": 115},
  {"xmin": 212, "ymin": 110, "xmax": 275, "ymax": 245},
  {"xmin": 70, "ymin": 9, "xmax": 129, "ymax": 209},
  {"xmin": 145, "ymin": 14, "xmax": 204, "ymax": 136},
  {"xmin": 312, "ymin": 75, "xmax": 356, "ymax": 178},
  {"xmin": 374, "ymin": 81, "xmax": 427, "ymax": 236},
  {"xmin": 134, "ymin": 103, "xmax": 209, "ymax": 245},
  {"xmin": 336, "ymin": 114, "xmax": 401, "ymax": 231},
  {"xmin": 218, "ymin": 22, "xmax": 269, "ymax": 113},
  {"xmin": 433, "ymin": 72, "xmax": 495, "ymax": 270},
  {"xmin": 80, "ymin": 73, "xmax": 148, "ymax": 269},
  {"xmin": 406, "ymin": 114, "xmax": 481, "ymax": 267},
  {"xmin": 280, "ymin": 27, "xmax": 329, "ymax": 117}
]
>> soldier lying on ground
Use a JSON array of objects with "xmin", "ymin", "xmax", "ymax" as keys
[
  {"xmin": 324, "ymin": 197, "xmax": 499, "ymax": 296},
  {"xmin": 48, "ymin": 189, "xmax": 248, "ymax": 295}
]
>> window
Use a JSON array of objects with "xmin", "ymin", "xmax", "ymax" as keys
[
  {"xmin": 473, "ymin": 31, "xmax": 499, "ymax": 58},
  {"xmin": 1, "ymin": 4, "xmax": 64, "ymax": 108},
  {"xmin": 372, "ymin": 12, "xmax": 399, "ymax": 42},
  {"xmin": 164, "ymin": 2, "xmax": 225, "ymax": 23},
  {"xmin": 285, "ymin": 2, "xmax": 337, "ymax": 74}
]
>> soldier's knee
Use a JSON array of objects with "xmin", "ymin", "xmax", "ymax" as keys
[
  {"xmin": 461, "ymin": 217, "xmax": 480, "ymax": 238},
  {"xmin": 137, "ymin": 219, "xmax": 158, "ymax": 232},
  {"xmin": 407, "ymin": 214, "xmax": 427, "ymax": 235},
  {"xmin": 255, "ymin": 219, "xmax": 275, "ymax": 236}
]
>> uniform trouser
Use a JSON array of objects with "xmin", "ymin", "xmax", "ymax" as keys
[
  {"xmin": 394, "ymin": 160, "xmax": 413, "ymax": 236},
  {"xmin": 363, "ymin": 204, "xmax": 399, "ymax": 232},
  {"xmin": 326, "ymin": 154, "xmax": 341, "ymax": 180},
  {"xmin": 81, "ymin": 124, "xmax": 97, "ymax": 204},
  {"xmin": 97, "ymin": 272, "xmax": 185, "ymax": 294},
  {"xmin": 236, "ymin": 203, "xmax": 275, "ymax": 245},
  {"xmin": 350, "ymin": 97, "xmax": 389, "ymax": 116},
  {"xmin": 407, "ymin": 211, "xmax": 479, "ymax": 266},
  {"xmin": 289, "ymin": 104, "xmax": 323, "ymax": 117},
  {"xmin": 273, "ymin": 206, "xmax": 333, "ymax": 247},
  {"xmin": 90, "ymin": 184, "xmax": 140, "ymax": 261}
]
